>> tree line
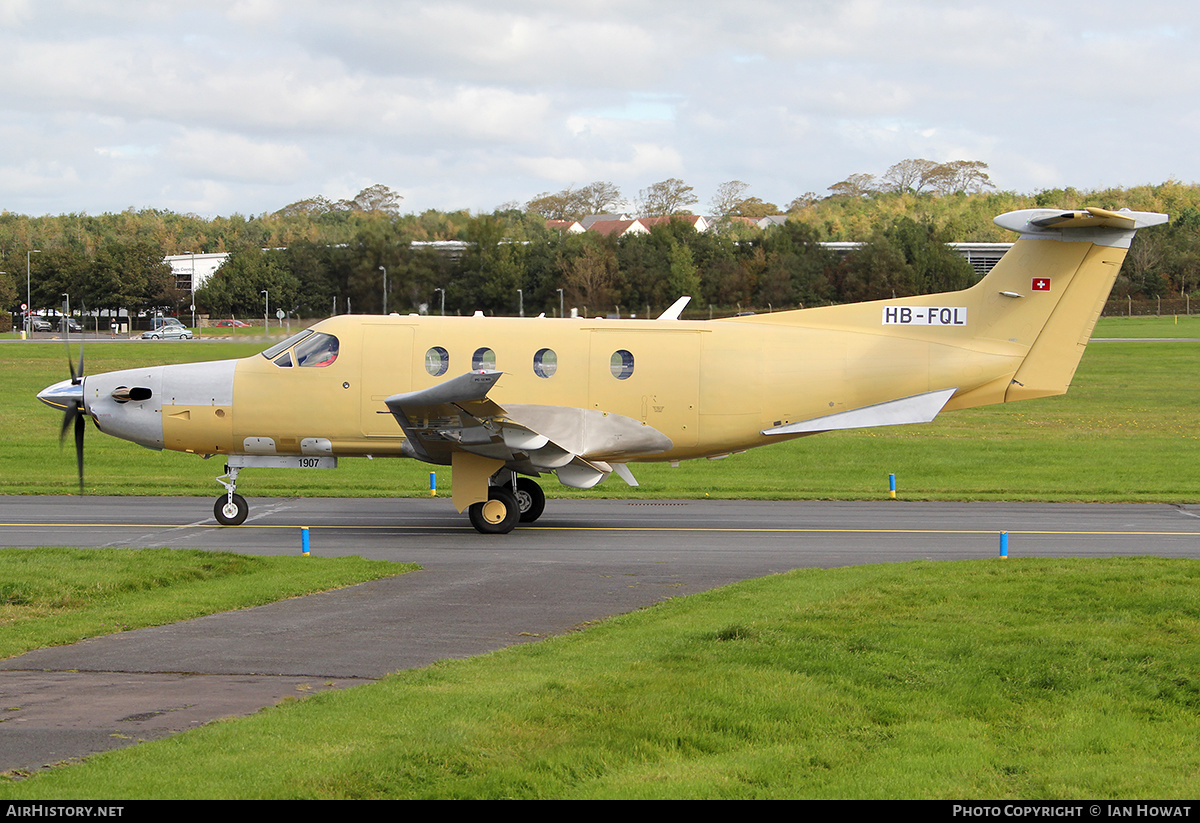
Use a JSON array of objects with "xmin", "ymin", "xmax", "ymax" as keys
[
  {"xmin": 4, "ymin": 175, "xmax": 1200, "ymax": 325},
  {"xmin": 194, "ymin": 213, "xmax": 977, "ymax": 320}
]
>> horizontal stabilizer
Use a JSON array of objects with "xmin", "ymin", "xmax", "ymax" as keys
[
  {"xmin": 994, "ymin": 208, "xmax": 1168, "ymax": 246},
  {"xmin": 762, "ymin": 388, "xmax": 957, "ymax": 436}
]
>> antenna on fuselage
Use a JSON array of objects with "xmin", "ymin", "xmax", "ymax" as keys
[{"xmin": 656, "ymin": 296, "xmax": 691, "ymax": 321}]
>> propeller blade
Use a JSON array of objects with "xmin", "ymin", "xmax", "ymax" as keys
[
  {"xmin": 64, "ymin": 312, "xmax": 86, "ymax": 493},
  {"xmin": 66, "ymin": 322, "xmax": 84, "ymax": 384},
  {"xmin": 59, "ymin": 400, "xmax": 76, "ymax": 445},
  {"xmin": 74, "ymin": 402, "xmax": 85, "ymax": 494},
  {"xmin": 75, "ymin": 307, "xmax": 85, "ymax": 383}
]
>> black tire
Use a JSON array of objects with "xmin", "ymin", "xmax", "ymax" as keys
[
  {"xmin": 214, "ymin": 493, "xmax": 249, "ymax": 526},
  {"xmin": 468, "ymin": 487, "xmax": 519, "ymax": 534},
  {"xmin": 513, "ymin": 477, "xmax": 546, "ymax": 523}
]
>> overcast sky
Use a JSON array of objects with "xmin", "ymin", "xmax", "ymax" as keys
[{"xmin": 2, "ymin": 0, "xmax": 1197, "ymax": 218}]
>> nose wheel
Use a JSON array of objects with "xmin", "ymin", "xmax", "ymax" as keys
[
  {"xmin": 214, "ymin": 493, "xmax": 249, "ymax": 526},
  {"xmin": 213, "ymin": 465, "xmax": 248, "ymax": 525}
]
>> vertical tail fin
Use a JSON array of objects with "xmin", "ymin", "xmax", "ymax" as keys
[{"xmin": 973, "ymin": 207, "xmax": 1168, "ymax": 402}]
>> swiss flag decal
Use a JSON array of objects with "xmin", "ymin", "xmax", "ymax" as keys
[{"xmin": 1032, "ymin": 278, "xmax": 1051, "ymax": 291}]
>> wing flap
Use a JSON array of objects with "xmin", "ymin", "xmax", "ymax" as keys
[{"xmin": 382, "ymin": 372, "xmax": 671, "ymax": 490}]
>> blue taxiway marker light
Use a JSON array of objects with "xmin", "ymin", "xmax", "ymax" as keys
[
  {"xmin": 889, "ymin": 473, "xmax": 897, "ymax": 499},
  {"xmin": 999, "ymin": 531, "xmax": 1009, "ymax": 558},
  {"xmin": 301, "ymin": 526, "xmax": 310, "ymax": 556},
  {"xmin": 430, "ymin": 471, "xmax": 437, "ymax": 497}
]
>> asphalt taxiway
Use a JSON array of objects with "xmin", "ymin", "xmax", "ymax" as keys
[{"xmin": 2, "ymin": 496, "xmax": 1198, "ymax": 774}]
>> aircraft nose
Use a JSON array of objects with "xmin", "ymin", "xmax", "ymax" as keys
[{"xmin": 37, "ymin": 378, "xmax": 84, "ymax": 411}]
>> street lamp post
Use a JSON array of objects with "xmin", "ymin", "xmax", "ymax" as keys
[
  {"xmin": 378, "ymin": 266, "xmax": 388, "ymax": 314},
  {"xmin": 557, "ymin": 288, "xmax": 564, "ymax": 319},
  {"xmin": 190, "ymin": 252, "xmax": 197, "ymax": 330},
  {"xmin": 26, "ymin": 249, "xmax": 40, "ymax": 337},
  {"xmin": 434, "ymin": 288, "xmax": 445, "ymax": 316},
  {"xmin": 517, "ymin": 288, "xmax": 523, "ymax": 318},
  {"xmin": 261, "ymin": 290, "xmax": 268, "ymax": 331}
]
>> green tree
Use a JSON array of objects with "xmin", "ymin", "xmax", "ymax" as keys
[
  {"xmin": 636, "ymin": 178, "xmax": 698, "ymax": 217},
  {"xmin": 197, "ymin": 248, "xmax": 298, "ymax": 319}
]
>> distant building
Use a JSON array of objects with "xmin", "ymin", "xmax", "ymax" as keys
[
  {"xmin": 640, "ymin": 215, "xmax": 710, "ymax": 232},
  {"xmin": 164, "ymin": 252, "xmax": 232, "ymax": 293},
  {"xmin": 585, "ymin": 219, "xmax": 650, "ymax": 237}
]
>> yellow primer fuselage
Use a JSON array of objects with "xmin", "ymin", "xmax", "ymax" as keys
[{"xmin": 156, "ymin": 225, "xmax": 1130, "ymax": 465}]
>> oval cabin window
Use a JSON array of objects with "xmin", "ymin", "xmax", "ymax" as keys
[
  {"xmin": 425, "ymin": 346, "xmax": 449, "ymax": 377},
  {"xmin": 533, "ymin": 348, "xmax": 557, "ymax": 378},
  {"xmin": 610, "ymin": 349, "xmax": 634, "ymax": 380},
  {"xmin": 472, "ymin": 347, "xmax": 496, "ymax": 371}
]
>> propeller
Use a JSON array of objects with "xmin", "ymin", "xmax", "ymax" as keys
[
  {"xmin": 36, "ymin": 317, "xmax": 87, "ymax": 494},
  {"xmin": 60, "ymin": 333, "xmax": 86, "ymax": 494}
]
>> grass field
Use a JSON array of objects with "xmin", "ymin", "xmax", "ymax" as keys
[
  {"xmin": 1093, "ymin": 313, "xmax": 1200, "ymax": 338},
  {"xmin": 4, "ymin": 315, "xmax": 1197, "ymax": 502},
  {"xmin": 4, "ymin": 557, "xmax": 1199, "ymax": 799}
]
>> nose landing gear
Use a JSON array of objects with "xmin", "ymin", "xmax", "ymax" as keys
[{"xmin": 214, "ymin": 465, "xmax": 248, "ymax": 526}]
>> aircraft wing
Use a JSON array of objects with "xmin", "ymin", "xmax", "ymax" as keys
[{"xmin": 384, "ymin": 371, "xmax": 672, "ymax": 488}]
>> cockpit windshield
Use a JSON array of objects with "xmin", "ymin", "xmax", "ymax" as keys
[
  {"xmin": 294, "ymin": 332, "xmax": 339, "ymax": 367},
  {"xmin": 261, "ymin": 329, "xmax": 339, "ymax": 368},
  {"xmin": 262, "ymin": 330, "xmax": 313, "ymax": 360}
]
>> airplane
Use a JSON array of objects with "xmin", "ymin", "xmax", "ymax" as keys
[{"xmin": 37, "ymin": 206, "xmax": 1168, "ymax": 533}]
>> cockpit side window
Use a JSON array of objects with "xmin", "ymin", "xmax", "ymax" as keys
[
  {"xmin": 262, "ymin": 329, "xmax": 314, "ymax": 360},
  {"xmin": 294, "ymin": 332, "xmax": 339, "ymax": 367}
]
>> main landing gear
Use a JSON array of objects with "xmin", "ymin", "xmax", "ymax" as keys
[{"xmin": 467, "ymin": 473, "xmax": 546, "ymax": 534}]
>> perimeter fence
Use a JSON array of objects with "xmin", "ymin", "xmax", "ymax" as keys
[{"xmin": 1102, "ymin": 297, "xmax": 1196, "ymax": 317}]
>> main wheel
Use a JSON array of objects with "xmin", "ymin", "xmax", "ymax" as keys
[
  {"xmin": 468, "ymin": 487, "xmax": 520, "ymax": 534},
  {"xmin": 214, "ymin": 493, "xmax": 248, "ymax": 526},
  {"xmin": 513, "ymin": 477, "xmax": 546, "ymax": 523}
]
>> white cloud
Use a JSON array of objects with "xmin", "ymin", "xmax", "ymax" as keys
[
  {"xmin": 166, "ymin": 130, "xmax": 310, "ymax": 185},
  {"xmin": 0, "ymin": 0, "xmax": 1198, "ymax": 215}
]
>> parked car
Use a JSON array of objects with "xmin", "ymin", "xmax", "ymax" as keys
[
  {"xmin": 215, "ymin": 319, "xmax": 250, "ymax": 327},
  {"xmin": 28, "ymin": 317, "xmax": 51, "ymax": 333},
  {"xmin": 59, "ymin": 317, "xmax": 82, "ymax": 333},
  {"xmin": 142, "ymin": 325, "xmax": 193, "ymax": 340}
]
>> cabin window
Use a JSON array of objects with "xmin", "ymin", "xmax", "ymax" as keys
[
  {"xmin": 472, "ymin": 347, "xmax": 496, "ymax": 371},
  {"xmin": 294, "ymin": 332, "xmax": 339, "ymax": 367},
  {"xmin": 273, "ymin": 351, "xmax": 293, "ymax": 368},
  {"xmin": 425, "ymin": 346, "xmax": 449, "ymax": 376},
  {"xmin": 533, "ymin": 348, "xmax": 557, "ymax": 379},
  {"xmin": 610, "ymin": 349, "xmax": 634, "ymax": 380}
]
